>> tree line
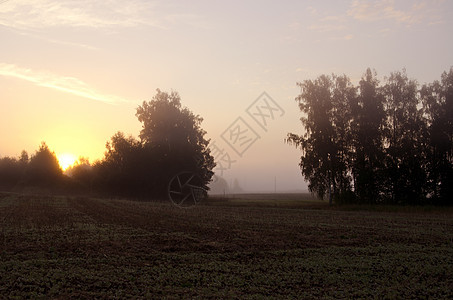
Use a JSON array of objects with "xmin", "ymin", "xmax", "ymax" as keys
[
  {"xmin": 2, "ymin": 71, "xmax": 452, "ymax": 205},
  {"xmin": 0, "ymin": 90, "xmax": 215, "ymax": 198},
  {"xmin": 0, "ymin": 143, "xmax": 63, "ymax": 191},
  {"xmin": 287, "ymin": 68, "xmax": 453, "ymax": 205}
]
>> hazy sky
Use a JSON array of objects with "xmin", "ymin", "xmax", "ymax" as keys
[{"xmin": 1, "ymin": 0, "xmax": 452, "ymax": 192}]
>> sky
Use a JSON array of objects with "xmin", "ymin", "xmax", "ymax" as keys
[{"xmin": 1, "ymin": 0, "xmax": 452, "ymax": 192}]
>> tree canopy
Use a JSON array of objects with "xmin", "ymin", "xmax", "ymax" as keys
[
  {"xmin": 136, "ymin": 89, "xmax": 215, "ymax": 189},
  {"xmin": 92, "ymin": 89, "xmax": 215, "ymax": 197},
  {"xmin": 0, "ymin": 142, "xmax": 63, "ymax": 191},
  {"xmin": 287, "ymin": 68, "xmax": 453, "ymax": 205}
]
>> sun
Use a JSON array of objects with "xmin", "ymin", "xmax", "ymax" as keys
[{"xmin": 57, "ymin": 153, "xmax": 76, "ymax": 171}]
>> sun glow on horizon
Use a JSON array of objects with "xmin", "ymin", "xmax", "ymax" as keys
[{"xmin": 57, "ymin": 153, "xmax": 76, "ymax": 171}]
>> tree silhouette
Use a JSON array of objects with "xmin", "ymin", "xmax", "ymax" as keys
[
  {"xmin": 352, "ymin": 69, "xmax": 386, "ymax": 203},
  {"xmin": 0, "ymin": 145, "xmax": 65, "ymax": 191},
  {"xmin": 288, "ymin": 68, "xmax": 452, "ymax": 205},
  {"xmin": 24, "ymin": 142, "xmax": 63, "ymax": 188},
  {"xmin": 286, "ymin": 74, "xmax": 355, "ymax": 204},
  {"xmin": 66, "ymin": 157, "xmax": 93, "ymax": 192},
  {"xmin": 421, "ymin": 67, "xmax": 453, "ymax": 204},
  {"xmin": 0, "ymin": 156, "xmax": 23, "ymax": 189},
  {"xmin": 90, "ymin": 89, "xmax": 215, "ymax": 198},
  {"xmin": 382, "ymin": 70, "xmax": 428, "ymax": 204},
  {"xmin": 93, "ymin": 132, "xmax": 146, "ymax": 196},
  {"xmin": 136, "ymin": 89, "xmax": 215, "ymax": 194},
  {"xmin": 0, "ymin": 90, "xmax": 215, "ymax": 199}
]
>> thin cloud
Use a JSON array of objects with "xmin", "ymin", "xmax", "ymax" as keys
[
  {"xmin": 0, "ymin": 63, "xmax": 127, "ymax": 105},
  {"xmin": 305, "ymin": 0, "xmax": 447, "ymax": 40},
  {"xmin": 163, "ymin": 12, "xmax": 208, "ymax": 29},
  {"xmin": 15, "ymin": 30, "xmax": 99, "ymax": 50},
  {"xmin": 343, "ymin": 34, "xmax": 354, "ymax": 40},
  {"xmin": 308, "ymin": 23, "xmax": 346, "ymax": 33},
  {"xmin": 308, "ymin": 13, "xmax": 347, "ymax": 33},
  {"xmin": 0, "ymin": 0, "xmax": 163, "ymax": 30},
  {"xmin": 0, "ymin": 0, "xmax": 206, "ymax": 31},
  {"xmin": 348, "ymin": 0, "xmax": 444, "ymax": 25}
]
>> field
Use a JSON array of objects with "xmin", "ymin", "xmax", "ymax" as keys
[{"xmin": 0, "ymin": 192, "xmax": 452, "ymax": 298}]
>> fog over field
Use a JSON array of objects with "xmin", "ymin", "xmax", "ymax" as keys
[{"xmin": 1, "ymin": 0, "xmax": 452, "ymax": 192}]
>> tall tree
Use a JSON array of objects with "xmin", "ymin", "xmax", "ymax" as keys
[
  {"xmin": 382, "ymin": 70, "xmax": 428, "ymax": 204},
  {"xmin": 286, "ymin": 74, "xmax": 355, "ymax": 204},
  {"xmin": 420, "ymin": 67, "xmax": 453, "ymax": 204},
  {"xmin": 24, "ymin": 142, "xmax": 62, "ymax": 187},
  {"xmin": 330, "ymin": 74, "xmax": 356, "ymax": 202},
  {"xmin": 352, "ymin": 69, "xmax": 386, "ymax": 203},
  {"xmin": 93, "ymin": 132, "xmax": 144, "ymax": 196},
  {"xmin": 136, "ymin": 89, "xmax": 215, "ymax": 194},
  {"xmin": 288, "ymin": 68, "xmax": 452, "ymax": 205}
]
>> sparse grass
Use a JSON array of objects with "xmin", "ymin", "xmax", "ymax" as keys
[{"xmin": 0, "ymin": 192, "xmax": 452, "ymax": 298}]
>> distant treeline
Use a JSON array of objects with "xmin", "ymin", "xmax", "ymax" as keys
[
  {"xmin": 0, "ymin": 143, "xmax": 63, "ymax": 192},
  {"xmin": 0, "ymin": 90, "xmax": 215, "ymax": 198},
  {"xmin": 287, "ymin": 68, "xmax": 453, "ymax": 205}
]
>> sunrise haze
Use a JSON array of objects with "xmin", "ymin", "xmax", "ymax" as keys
[{"xmin": 1, "ymin": 0, "xmax": 452, "ymax": 192}]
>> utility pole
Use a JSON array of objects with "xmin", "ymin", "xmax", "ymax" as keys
[{"xmin": 274, "ymin": 176, "xmax": 276, "ymax": 193}]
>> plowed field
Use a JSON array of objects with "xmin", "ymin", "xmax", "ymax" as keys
[{"xmin": 1, "ymin": 193, "xmax": 452, "ymax": 298}]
